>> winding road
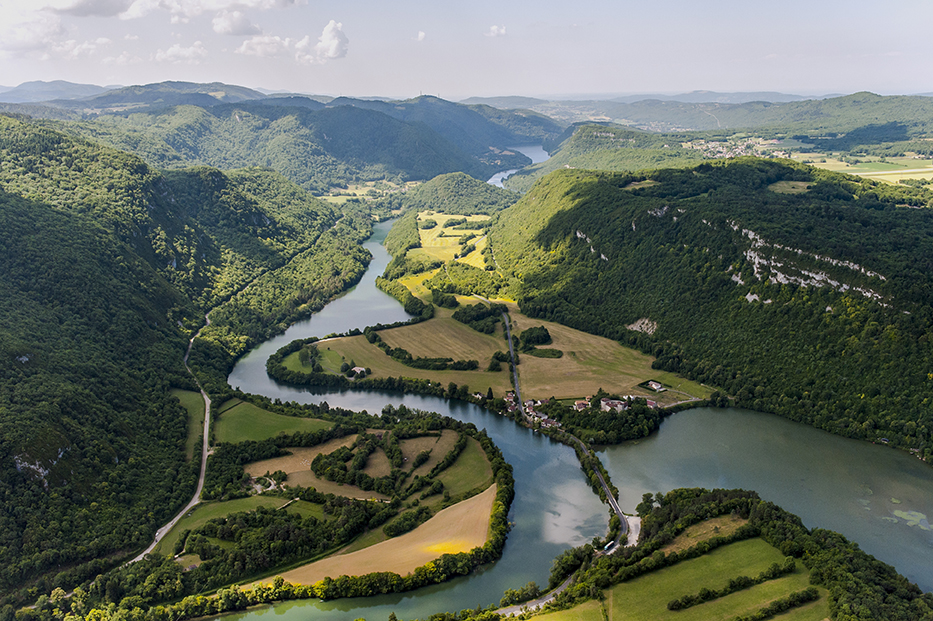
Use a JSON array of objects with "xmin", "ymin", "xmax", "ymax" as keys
[{"xmin": 130, "ymin": 314, "xmax": 213, "ymax": 563}]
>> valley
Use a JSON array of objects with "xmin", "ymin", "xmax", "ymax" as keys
[{"xmin": 2, "ymin": 82, "xmax": 933, "ymax": 621}]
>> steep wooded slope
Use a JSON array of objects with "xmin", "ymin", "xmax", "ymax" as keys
[
  {"xmin": 489, "ymin": 159, "xmax": 933, "ymax": 456},
  {"xmin": 0, "ymin": 114, "xmax": 370, "ymax": 599}
]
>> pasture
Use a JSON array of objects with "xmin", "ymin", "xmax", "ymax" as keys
[
  {"xmin": 505, "ymin": 309, "xmax": 711, "ymax": 403},
  {"xmin": 213, "ymin": 399, "xmax": 332, "ymax": 444},
  {"xmin": 171, "ymin": 388, "xmax": 204, "ymax": 461},
  {"xmin": 266, "ymin": 484, "xmax": 497, "ymax": 586},
  {"xmin": 400, "ymin": 429, "xmax": 459, "ymax": 477},
  {"xmin": 538, "ymin": 537, "xmax": 829, "ymax": 621}
]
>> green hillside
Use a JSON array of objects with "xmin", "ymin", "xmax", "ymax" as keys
[
  {"xmin": 60, "ymin": 102, "xmax": 494, "ymax": 193},
  {"xmin": 505, "ymin": 123, "xmax": 707, "ymax": 192},
  {"xmin": 0, "ymin": 114, "xmax": 370, "ymax": 600},
  {"xmin": 484, "ymin": 159, "xmax": 933, "ymax": 455}
]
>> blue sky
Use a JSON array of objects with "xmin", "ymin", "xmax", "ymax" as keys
[{"xmin": 1, "ymin": 0, "xmax": 931, "ymax": 99}]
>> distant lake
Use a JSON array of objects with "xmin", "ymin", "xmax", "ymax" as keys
[{"xmin": 487, "ymin": 145, "xmax": 549, "ymax": 187}]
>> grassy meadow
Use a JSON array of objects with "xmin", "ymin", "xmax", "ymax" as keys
[
  {"xmin": 538, "ymin": 538, "xmax": 829, "ymax": 621},
  {"xmin": 171, "ymin": 388, "xmax": 205, "ymax": 461},
  {"xmin": 792, "ymin": 152, "xmax": 933, "ymax": 184},
  {"xmin": 505, "ymin": 308, "xmax": 712, "ymax": 403},
  {"xmin": 213, "ymin": 399, "xmax": 333, "ymax": 444}
]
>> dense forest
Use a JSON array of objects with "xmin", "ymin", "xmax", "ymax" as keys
[
  {"xmin": 0, "ymin": 113, "xmax": 372, "ymax": 604},
  {"xmin": 476, "ymin": 158, "xmax": 933, "ymax": 458}
]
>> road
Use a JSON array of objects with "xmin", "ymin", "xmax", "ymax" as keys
[
  {"xmin": 500, "ymin": 312, "xmax": 529, "ymax": 422},
  {"xmin": 496, "ymin": 575, "xmax": 574, "ymax": 617},
  {"xmin": 129, "ymin": 314, "xmax": 213, "ymax": 563}
]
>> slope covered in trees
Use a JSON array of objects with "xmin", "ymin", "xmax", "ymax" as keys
[
  {"xmin": 0, "ymin": 114, "xmax": 371, "ymax": 602},
  {"xmin": 483, "ymin": 158, "xmax": 933, "ymax": 456}
]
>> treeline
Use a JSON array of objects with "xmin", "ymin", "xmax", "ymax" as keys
[
  {"xmin": 452, "ymin": 302, "xmax": 508, "ymax": 333},
  {"xmin": 489, "ymin": 158, "xmax": 933, "ymax": 460}
]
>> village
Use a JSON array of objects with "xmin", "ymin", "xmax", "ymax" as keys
[{"xmin": 496, "ymin": 386, "xmax": 662, "ymax": 431}]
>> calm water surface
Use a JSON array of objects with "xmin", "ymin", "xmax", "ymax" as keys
[
  {"xmin": 222, "ymin": 182, "xmax": 933, "ymax": 621},
  {"xmin": 486, "ymin": 145, "xmax": 549, "ymax": 187}
]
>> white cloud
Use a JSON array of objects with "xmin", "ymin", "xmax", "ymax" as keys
[
  {"xmin": 236, "ymin": 34, "xmax": 291, "ymax": 57},
  {"xmin": 293, "ymin": 20, "xmax": 347, "ymax": 64},
  {"xmin": 312, "ymin": 19, "xmax": 348, "ymax": 61},
  {"xmin": 103, "ymin": 50, "xmax": 143, "ymax": 65},
  {"xmin": 54, "ymin": 36, "xmax": 112, "ymax": 58},
  {"xmin": 486, "ymin": 25, "xmax": 506, "ymax": 37},
  {"xmin": 415, "ymin": 31, "xmax": 425, "ymax": 42},
  {"xmin": 213, "ymin": 10, "xmax": 260, "ymax": 35},
  {"xmin": 154, "ymin": 41, "xmax": 207, "ymax": 63},
  {"xmin": 122, "ymin": 0, "xmax": 306, "ymax": 20},
  {"xmin": 0, "ymin": 6, "xmax": 64, "ymax": 57}
]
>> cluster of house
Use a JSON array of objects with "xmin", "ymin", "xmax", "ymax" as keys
[
  {"xmin": 503, "ymin": 392, "xmax": 562, "ymax": 428},
  {"xmin": 574, "ymin": 396, "xmax": 658, "ymax": 412},
  {"xmin": 680, "ymin": 137, "xmax": 787, "ymax": 159}
]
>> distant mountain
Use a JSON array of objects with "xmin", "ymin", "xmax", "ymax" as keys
[
  {"xmin": 324, "ymin": 95, "xmax": 564, "ymax": 158},
  {"xmin": 0, "ymin": 80, "xmax": 114, "ymax": 103},
  {"xmin": 55, "ymin": 81, "xmax": 266, "ymax": 110},
  {"xmin": 608, "ymin": 90, "xmax": 816, "ymax": 104},
  {"xmin": 458, "ymin": 96, "xmax": 550, "ymax": 109},
  {"xmin": 62, "ymin": 102, "xmax": 501, "ymax": 191}
]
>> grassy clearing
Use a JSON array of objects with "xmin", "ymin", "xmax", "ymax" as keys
[
  {"xmin": 309, "ymin": 329, "xmax": 514, "ymax": 397},
  {"xmin": 362, "ymin": 448, "xmax": 393, "ymax": 478},
  {"xmin": 155, "ymin": 496, "xmax": 291, "ymax": 556},
  {"xmin": 171, "ymin": 389, "xmax": 204, "ymax": 461},
  {"xmin": 506, "ymin": 308, "xmax": 711, "ymax": 402},
  {"xmin": 601, "ymin": 538, "xmax": 829, "ymax": 621},
  {"xmin": 398, "ymin": 268, "xmax": 441, "ymax": 299},
  {"xmin": 267, "ymin": 485, "xmax": 497, "ymax": 585},
  {"xmin": 284, "ymin": 500, "xmax": 328, "ymax": 521},
  {"xmin": 401, "ymin": 430, "xmax": 459, "ymax": 477},
  {"xmin": 435, "ymin": 438, "xmax": 494, "ymax": 499},
  {"xmin": 380, "ymin": 307, "xmax": 504, "ymax": 361},
  {"xmin": 535, "ymin": 600, "xmax": 604, "ymax": 621},
  {"xmin": 659, "ymin": 514, "xmax": 749, "ymax": 555},
  {"xmin": 415, "ymin": 212, "xmax": 492, "ymax": 263},
  {"xmin": 213, "ymin": 399, "xmax": 332, "ymax": 444},
  {"xmin": 768, "ymin": 180, "xmax": 811, "ymax": 194}
]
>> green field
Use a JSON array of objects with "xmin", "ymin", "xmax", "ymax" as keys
[
  {"xmin": 154, "ymin": 496, "xmax": 292, "ymax": 556},
  {"xmin": 303, "ymin": 327, "xmax": 515, "ymax": 397},
  {"xmin": 171, "ymin": 388, "xmax": 205, "ymax": 461},
  {"xmin": 607, "ymin": 538, "xmax": 828, "ymax": 621},
  {"xmin": 213, "ymin": 399, "xmax": 333, "ymax": 444},
  {"xmin": 435, "ymin": 438, "xmax": 494, "ymax": 499}
]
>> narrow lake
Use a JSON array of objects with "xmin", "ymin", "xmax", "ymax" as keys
[
  {"xmin": 222, "ymin": 178, "xmax": 933, "ymax": 621},
  {"xmin": 486, "ymin": 145, "xmax": 549, "ymax": 187}
]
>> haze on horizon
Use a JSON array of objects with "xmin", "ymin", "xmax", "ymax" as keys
[{"xmin": 1, "ymin": 0, "xmax": 932, "ymax": 100}]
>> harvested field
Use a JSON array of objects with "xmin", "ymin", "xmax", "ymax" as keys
[
  {"xmin": 265, "ymin": 484, "xmax": 497, "ymax": 585},
  {"xmin": 310, "ymin": 331, "xmax": 513, "ymax": 397},
  {"xmin": 659, "ymin": 514, "xmax": 749, "ymax": 555},
  {"xmin": 244, "ymin": 437, "xmax": 357, "ymax": 477},
  {"xmin": 284, "ymin": 472, "xmax": 389, "ymax": 501},
  {"xmin": 379, "ymin": 307, "xmax": 504, "ymax": 361},
  {"xmin": 506, "ymin": 308, "xmax": 710, "ymax": 403}
]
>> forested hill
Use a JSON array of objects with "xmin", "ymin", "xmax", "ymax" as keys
[
  {"xmin": 58, "ymin": 103, "xmax": 495, "ymax": 193},
  {"xmin": 488, "ymin": 158, "xmax": 933, "ymax": 457},
  {"xmin": 505, "ymin": 123, "xmax": 706, "ymax": 192},
  {"xmin": 0, "ymin": 114, "xmax": 371, "ymax": 601}
]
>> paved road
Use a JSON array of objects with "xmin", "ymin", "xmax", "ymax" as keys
[
  {"xmin": 496, "ymin": 575, "xmax": 574, "ymax": 617},
  {"xmin": 130, "ymin": 314, "xmax": 213, "ymax": 563},
  {"xmin": 501, "ymin": 312, "xmax": 530, "ymax": 423}
]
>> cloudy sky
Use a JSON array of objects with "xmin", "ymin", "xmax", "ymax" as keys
[{"xmin": 1, "ymin": 0, "xmax": 932, "ymax": 99}]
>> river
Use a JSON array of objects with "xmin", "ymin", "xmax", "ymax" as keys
[
  {"xmin": 486, "ymin": 145, "xmax": 549, "ymax": 187},
  {"xmin": 222, "ymin": 163, "xmax": 933, "ymax": 621}
]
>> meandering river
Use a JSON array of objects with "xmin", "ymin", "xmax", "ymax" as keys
[{"xmin": 222, "ymin": 173, "xmax": 933, "ymax": 621}]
